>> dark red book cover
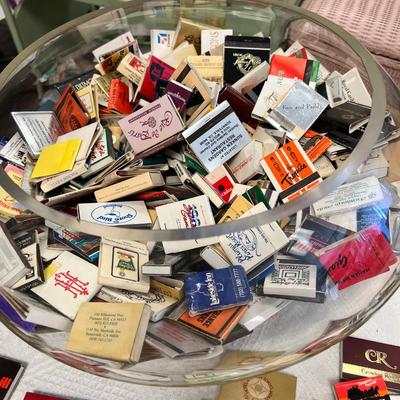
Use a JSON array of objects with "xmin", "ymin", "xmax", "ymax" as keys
[
  {"xmin": 164, "ymin": 80, "xmax": 192, "ymax": 116},
  {"xmin": 217, "ymin": 85, "xmax": 258, "ymax": 128},
  {"xmin": 138, "ymin": 56, "xmax": 175, "ymax": 102},
  {"xmin": 24, "ymin": 394, "xmax": 67, "ymax": 400},
  {"xmin": 318, "ymin": 226, "xmax": 396, "ymax": 290},
  {"xmin": 342, "ymin": 336, "xmax": 400, "ymax": 393}
]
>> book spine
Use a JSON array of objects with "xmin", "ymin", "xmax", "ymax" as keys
[
  {"xmin": 94, "ymin": 174, "xmax": 153, "ymax": 202},
  {"xmin": 97, "ymin": 288, "xmax": 124, "ymax": 303},
  {"xmin": 0, "ymin": 294, "xmax": 36, "ymax": 332},
  {"xmin": 150, "ymin": 280, "xmax": 183, "ymax": 300},
  {"xmin": 41, "ymin": 162, "xmax": 88, "ymax": 193}
]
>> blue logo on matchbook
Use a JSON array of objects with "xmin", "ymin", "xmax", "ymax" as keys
[
  {"xmin": 91, "ymin": 204, "xmax": 137, "ymax": 225},
  {"xmin": 157, "ymin": 33, "xmax": 170, "ymax": 45},
  {"xmin": 225, "ymin": 229, "xmax": 261, "ymax": 263},
  {"xmin": 184, "ymin": 266, "xmax": 253, "ymax": 315}
]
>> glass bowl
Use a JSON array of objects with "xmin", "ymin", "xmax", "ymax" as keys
[{"xmin": 0, "ymin": 0, "xmax": 399, "ymax": 387}]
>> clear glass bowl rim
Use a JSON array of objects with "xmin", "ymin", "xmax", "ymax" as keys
[{"xmin": 0, "ymin": 0, "xmax": 388, "ymax": 242}]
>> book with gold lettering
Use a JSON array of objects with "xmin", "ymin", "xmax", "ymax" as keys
[
  {"xmin": 223, "ymin": 35, "xmax": 270, "ymax": 85},
  {"xmin": 232, "ymin": 61, "xmax": 269, "ymax": 95},
  {"xmin": 164, "ymin": 80, "xmax": 193, "ymax": 117},
  {"xmin": 341, "ymin": 336, "xmax": 400, "ymax": 393},
  {"xmin": 67, "ymin": 302, "xmax": 151, "ymax": 363}
]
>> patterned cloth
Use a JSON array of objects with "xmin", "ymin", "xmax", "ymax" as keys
[{"xmin": 290, "ymin": 0, "xmax": 400, "ymax": 86}]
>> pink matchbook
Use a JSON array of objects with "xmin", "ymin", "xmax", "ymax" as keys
[{"xmin": 118, "ymin": 95, "xmax": 184, "ymax": 155}]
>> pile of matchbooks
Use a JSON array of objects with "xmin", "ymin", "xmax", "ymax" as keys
[{"xmin": 0, "ymin": 14, "xmax": 399, "ymax": 365}]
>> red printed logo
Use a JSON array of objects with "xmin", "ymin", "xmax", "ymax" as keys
[
  {"xmin": 0, "ymin": 376, "xmax": 12, "ymax": 390},
  {"xmin": 54, "ymin": 271, "xmax": 89, "ymax": 298}
]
